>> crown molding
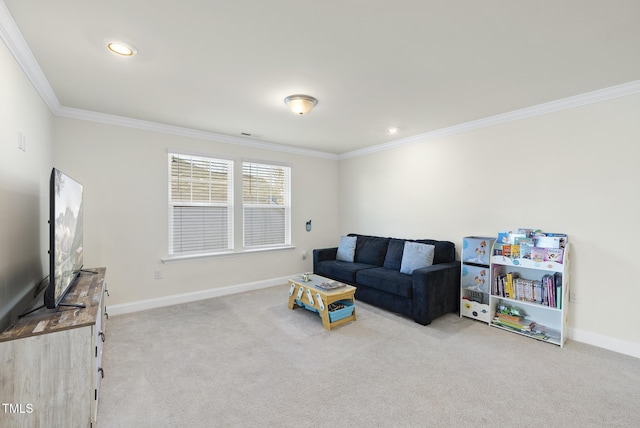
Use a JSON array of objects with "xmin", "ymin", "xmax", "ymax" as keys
[
  {"xmin": 56, "ymin": 106, "xmax": 339, "ymax": 160},
  {"xmin": 0, "ymin": 0, "xmax": 60, "ymax": 112},
  {"xmin": 339, "ymin": 80, "xmax": 640, "ymax": 160}
]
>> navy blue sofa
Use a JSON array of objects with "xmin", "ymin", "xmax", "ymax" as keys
[{"xmin": 313, "ymin": 234, "xmax": 460, "ymax": 325}]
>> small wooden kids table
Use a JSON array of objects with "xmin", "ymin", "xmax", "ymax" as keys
[{"xmin": 287, "ymin": 274, "xmax": 356, "ymax": 330}]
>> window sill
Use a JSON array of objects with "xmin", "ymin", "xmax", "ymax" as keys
[{"xmin": 162, "ymin": 245, "xmax": 296, "ymax": 263}]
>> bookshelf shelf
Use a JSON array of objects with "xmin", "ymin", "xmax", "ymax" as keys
[
  {"xmin": 491, "ymin": 321, "xmax": 562, "ymax": 346},
  {"xmin": 490, "ymin": 255, "xmax": 564, "ymax": 273},
  {"xmin": 492, "ymin": 295, "xmax": 563, "ymax": 312},
  {"xmin": 490, "ymin": 235, "xmax": 570, "ymax": 347}
]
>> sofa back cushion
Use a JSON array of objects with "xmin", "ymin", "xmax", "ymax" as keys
[
  {"xmin": 416, "ymin": 239, "xmax": 455, "ymax": 264},
  {"xmin": 383, "ymin": 239, "xmax": 405, "ymax": 270},
  {"xmin": 349, "ymin": 234, "xmax": 390, "ymax": 266},
  {"xmin": 383, "ymin": 238, "xmax": 456, "ymax": 270}
]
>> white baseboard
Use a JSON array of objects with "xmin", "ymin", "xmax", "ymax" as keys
[
  {"xmin": 569, "ymin": 327, "xmax": 640, "ymax": 359},
  {"xmin": 106, "ymin": 274, "xmax": 296, "ymax": 316}
]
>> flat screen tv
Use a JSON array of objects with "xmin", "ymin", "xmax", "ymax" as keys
[{"xmin": 45, "ymin": 168, "xmax": 84, "ymax": 309}]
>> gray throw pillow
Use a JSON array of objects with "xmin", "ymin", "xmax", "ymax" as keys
[
  {"xmin": 400, "ymin": 241, "xmax": 435, "ymax": 274},
  {"xmin": 336, "ymin": 235, "xmax": 357, "ymax": 262}
]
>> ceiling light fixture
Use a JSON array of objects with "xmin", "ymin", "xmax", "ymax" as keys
[
  {"xmin": 386, "ymin": 127, "xmax": 399, "ymax": 135},
  {"xmin": 284, "ymin": 94, "xmax": 317, "ymax": 115},
  {"xmin": 107, "ymin": 41, "xmax": 137, "ymax": 57}
]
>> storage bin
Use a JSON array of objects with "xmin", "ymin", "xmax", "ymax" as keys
[
  {"xmin": 460, "ymin": 298, "xmax": 491, "ymax": 323},
  {"xmin": 461, "ymin": 264, "xmax": 490, "ymax": 294},
  {"xmin": 328, "ymin": 300, "xmax": 355, "ymax": 322},
  {"xmin": 295, "ymin": 299, "xmax": 318, "ymax": 314},
  {"xmin": 462, "ymin": 236, "xmax": 495, "ymax": 265}
]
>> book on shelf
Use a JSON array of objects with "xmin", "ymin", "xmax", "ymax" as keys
[
  {"xmin": 516, "ymin": 228, "xmax": 535, "ymax": 237},
  {"xmin": 511, "ymin": 244, "xmax": 520, "ymax": 259},
  {"xmin": 494, "ymin": 312, "xmax": 521, "ymax": 323},
  {"xmin": 514, "ymin": 236, "xmax": 534, "ymax": 247},
  {"xmin": 531, "ymin": 247, "xmax": 545, "ymax": 262},
  {"xmin": 543, "ymin": 233, "xmax": 568, "ymax": 249},
  {"xmin": 555, "ymin": 272, "xmax": 563, "ymax": 309},
  {"xmin": 514, "ymin": 278, "xmax": 525, "ymax": 301},
  {"xmin": 508, "ymin": 277, "xmax": 544, "ymax": 303},
  {"xmin": 533, "ymin": 280, "xmax": 543, "ymax": 304},
  {"xmin": 508, "ymin": 232, "xmax": 527, "ymax": 244},
  {"xmin": 502, "ymin": 244, "xmax": 512, "ymax": 258},
  {"xmin": 505, "ymin": 272, "xmax": 519, "ymax": 299},
  {"xmin": 497, "ymin": 232, "xmax": 510, "ymax": 244},
  {"xmin": 556, "ymin": 285, "xmax": 562, "ymax": 309},
  {"xmin": 535, "ymin": 236, "xmax": 562, "ymax": 249},
  {"xmin": 542, "ymin": 274, "xmax": 559, "ymax": 308},
  {"xmin": 493, "ymin": 230, "xmax": 566, "ymax": 263},
  {"xmin": 492, "ymin": 265, "xmax": 503, "ymax": 295},
  {"xmin": 493, "ymin": 315, "xmax": 536, "ymax": 332},
  {"xmin": 497, "ymin": 231, "xmax": 528, "ymax": 245},
  {"xmin": 544, "ymin": 247, "xmax": 564, "ymax": 263}
]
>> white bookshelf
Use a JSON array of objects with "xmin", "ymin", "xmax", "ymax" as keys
[{"xmin": 489, "ymin": 243, "xmax": 570, "ymax": 347}]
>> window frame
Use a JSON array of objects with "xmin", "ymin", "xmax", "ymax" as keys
[
  {"xmin": 167, "ymin": 152, "xmax": 234, "ymax": 258},
  {"xmin": 242, "ymin": 160, "xmax": 292, "ymax": 250}
]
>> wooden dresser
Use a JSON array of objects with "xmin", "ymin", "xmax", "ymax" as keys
[{"xmin": 0, "ymin": 267, "xmax": 108, "ymax": 428}]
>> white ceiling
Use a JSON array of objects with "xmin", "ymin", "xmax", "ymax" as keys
[{"xmin": 3, "ymin": 0, "xmax": 640, "ymax": 155}]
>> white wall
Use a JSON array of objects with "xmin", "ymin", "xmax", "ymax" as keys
[
  {"xmin": 339, "ymin": 93, "xmax": 640, "ymax": 352},
  {"xmin": 53, "ymin": 117, "xmax": 340, "ymax": 308},
  {"xmin": 0, "ymin": 38, "xmax": 53, "ymax": 329}
]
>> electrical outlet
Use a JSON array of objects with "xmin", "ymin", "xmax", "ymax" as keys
[
  {"xmin": 302, "ymin": 251, "xmax": 308, "ymax": 260},
  {"xmin": 569, "ymin": 291, "xmax": 577, "ymax": 303},
  {"xmin": 154, "ymin": 270, "xmax": 163, "ymax": 280}
]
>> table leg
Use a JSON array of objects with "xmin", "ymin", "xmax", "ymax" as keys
[
  {"xmin": 287, "ymin": 281, "xmax": 296, "ymax": 310},
  {"xmin": 320, "ymin": 308, "xmax": 331, "ymax": 330}
]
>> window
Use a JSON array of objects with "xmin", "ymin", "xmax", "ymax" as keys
[
  {"xmin": 168, "ymin": 153, "xmax": 233, "ymax": 256},
  {"xmin": 243, "ymin": 162, "xmax": 291, "ymax": 249}
]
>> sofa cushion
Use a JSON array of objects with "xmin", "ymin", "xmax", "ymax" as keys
[
  {"xmin": 336, "ymin": 235, "xmax": 357, "ymax": 262},
  {"xmin": 383, "ymin": 239, "xmax": 405, "ymax": 271},
  {"xmin": 314, "ymin": 260, "xmax": 377, "ymax": 285},
  {"xmin": 415, "ymin": 239, "xmax": 455, "ymax": 264},
  {"xmin": 400, "ymin": 242, "xmax": 435, "ymax": 274},
  {"xmin": 356, "ymin": 268, "xmax": 413, "ymax": 298},
  {"xmin": 351, "ymin": 235, "xmax": 390, "ymax": 266}
]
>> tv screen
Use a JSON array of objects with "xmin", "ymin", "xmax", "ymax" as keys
[{"xmin": 45, "ymin": 168, "xmax": 84, "ymax": 309}]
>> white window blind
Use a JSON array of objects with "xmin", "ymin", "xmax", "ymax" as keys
[
  {"xmin": 243, "ymin": 162, "xmax": 291, "ymax": 249},
  {"xmin": 169, "ymin": 153, "xmax": 233, "ymax": 256}
]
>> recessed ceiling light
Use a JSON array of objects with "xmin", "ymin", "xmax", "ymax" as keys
[
  {"xmin": 386, "ymin": 127, "xmax": 399, "ymax": 135},
  {"xmin": 107, "ymin": 41, "xmax": 137, "ymax": 57}
]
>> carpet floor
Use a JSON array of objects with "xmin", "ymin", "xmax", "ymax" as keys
[{"xmin": 97, "ymin": 284, "xmax": 640, "ymax": 427}]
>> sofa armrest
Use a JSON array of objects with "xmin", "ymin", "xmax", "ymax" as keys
[
  {"xmin": 313, "ymin": 247, "xmax": 338, "ymax": 268},
  {"xmin": 411, "ymin": 261, "xmax": 461, "ymax": 325}
]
